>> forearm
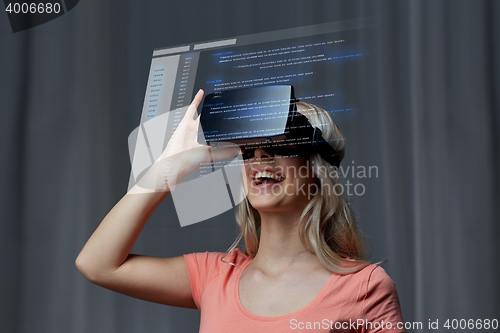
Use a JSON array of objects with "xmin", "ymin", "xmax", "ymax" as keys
[{"xmin": 75, "ymin": 160, "xmax": 170, "ymax": 281}]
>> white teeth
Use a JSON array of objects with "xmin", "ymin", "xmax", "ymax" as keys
[{"xmin": 254, "ymin": 171, "xmax": 285, "ymax": 182}]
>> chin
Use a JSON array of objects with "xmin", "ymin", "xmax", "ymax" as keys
[
  {"xmin": 248, "ymin": 197, "xmax": 284, "ymax": 213},
  {"xmin": 247, "ymin": 188, "xmax": 309, "ymax": 214}
]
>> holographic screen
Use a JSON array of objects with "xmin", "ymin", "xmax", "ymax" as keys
[{"xmin": 127, "ymin": 17, "xmax": 378, "ymax": 226}]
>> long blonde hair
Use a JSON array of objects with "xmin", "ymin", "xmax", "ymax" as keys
[{"xmin": 228, "ymin": 102, "xmax": 369, "ymax": 274}]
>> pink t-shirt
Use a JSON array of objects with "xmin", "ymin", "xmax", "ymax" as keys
[{"xmin": 184, "ymin": 249, "xmax": 406, "ymax": 333}]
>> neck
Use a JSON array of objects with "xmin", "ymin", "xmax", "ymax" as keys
[{"xmin": 251, "ymin": 209, "xmax": 319, "ymax": 274}]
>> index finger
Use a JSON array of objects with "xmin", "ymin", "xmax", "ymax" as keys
[{"xmin": 186, "ymin": 89, "xmax": 204, "ymax": 119}]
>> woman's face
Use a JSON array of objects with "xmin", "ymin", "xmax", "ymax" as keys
[{"xmin": 242, "ymin": 147, "xmax": 317, "ymax": 214}]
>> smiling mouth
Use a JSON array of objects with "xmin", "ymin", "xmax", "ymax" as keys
[{"xmin": 253, "ymin": 171, "xmax": 286, "ymax": 186}]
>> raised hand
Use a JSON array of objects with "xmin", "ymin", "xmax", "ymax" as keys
[{"xmin": 157, "ymin": 89, "xmax": 239, "ymax": 189}]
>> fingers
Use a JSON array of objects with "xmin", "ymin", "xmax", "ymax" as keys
[{"xmin": 186, "ymin": 89, "xmax": 204, "ymax": 120}]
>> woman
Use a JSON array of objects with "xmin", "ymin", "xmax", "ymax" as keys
[{"xmin": 76, "ymin": 90, "xmax": 406, "ymax": 332}]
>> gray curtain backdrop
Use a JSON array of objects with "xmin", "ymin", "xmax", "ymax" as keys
[{"xmin": 1, "ymin": 0, "xmax": 498, "ymax": 332}]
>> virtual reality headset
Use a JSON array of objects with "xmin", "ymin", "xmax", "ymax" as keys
[{"xmin": 197, "ymin": 85, "xmax": 342, "ymax": 167}]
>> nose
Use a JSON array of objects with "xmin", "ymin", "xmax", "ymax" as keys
[{"xmin": 254, "ymin": 148, "xmax": 274, "ymax": 159}]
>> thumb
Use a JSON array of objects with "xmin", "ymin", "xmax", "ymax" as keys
[
  {"xmin": 186, "ymin": 89, "xmax": 204, "ymax": 119},
  {"xmin": 208, "ymin": 146, "xmax": 241, "ymax": 162}
]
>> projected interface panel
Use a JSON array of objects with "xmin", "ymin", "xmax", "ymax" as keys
[
  {"xmin": 142, "ymin": 17, "xmax": 375, "ymax": 133},
  {"xmin": 130, "ymin": 17, "xmax": 377, "ymax": 226}
]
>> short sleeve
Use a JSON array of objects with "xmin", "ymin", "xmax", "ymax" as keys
[
  {"xmin": 183, "ymin": 251, "xmax": 225, "ymax": 310},
  {"xmin": 361, "ymin": 266, "xmax": 407, "ymax": 333}
]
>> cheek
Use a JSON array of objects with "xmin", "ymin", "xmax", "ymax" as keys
[
  {"xmin": 241, "ymin": 162, "xmax": 251, "ymax": 192},
  {"xmin": 280, "ymin": 157, "xmax": 312, "ymax": 179},
  {"xmin": 242, "ymin": 162, "xmax": 253, "ymax": 179},
  {"xmin": 282, "ymin": 158, "xmax": 317, "ymax": 196},
  {"xmin": 282, "ymin": 156, "xmax": 309, "ymax": 169}
]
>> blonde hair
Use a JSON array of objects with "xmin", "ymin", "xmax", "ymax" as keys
[{"xmin": 228, "ymin": 102, "xmax": 369, "ymax": 274}]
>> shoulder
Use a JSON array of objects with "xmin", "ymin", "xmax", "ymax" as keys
[
  {"xmin": 183, "ymin": 249, "xmax": 249, "ymax": 309},
  {"xmin": 184, "ymin": 248, "xmax": 248, "ymax": 268},
  {"xmin": 346, "ymin": 264, "xmax": 398, "ymax": 298},
  {"xmin": 356, "ymin": 265, "xmax": 405, "ymax": 327},
  {"xmin": 183, "ymin": 248, "xmax": 249, "ymax": 280},
  {"xmin": 364, "ymin": 265, "xmax": 398, "ymax": 294},
  {"xmin": 332, "ymin": 264, "xmax": 397, "ymax": 300},
  {"xmin": 341, "ymin": 263, "xmax": 394, "ymax": 285},
  {"xmin": 183, "ymin": 251, "xmax": 225, "ymax": 269}
]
